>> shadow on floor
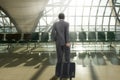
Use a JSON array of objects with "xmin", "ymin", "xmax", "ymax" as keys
[
  {"xmin": 50, "ymin": 75, "xmax": 58, "ymax": 80},
  {"xmin": 30, "ymin": 58, "xmax": 49, "ymax": 80},
  {"xmin": 89, "ymin": 60, "xmax": 99, "ymax": 80},
  {"xmin": 0, "ymin": 53, "xmax": 54, "ymax": 68},
  {"xmin": 104, "ymin": 51, "xmax": 120, "ymax": 65}
]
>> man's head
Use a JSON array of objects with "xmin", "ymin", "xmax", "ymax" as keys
[{"xmin": 58, "ymin": 13, "xmax": 65, "ymax": 19}]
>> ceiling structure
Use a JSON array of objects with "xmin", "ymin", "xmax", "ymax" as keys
[
  {"xmin": 0, "ymin": 0, "xmax": 120, "ymax": 33},
  {"xmin": 0, "ymin": 0, "xmax": 48, "ymax": 33}
]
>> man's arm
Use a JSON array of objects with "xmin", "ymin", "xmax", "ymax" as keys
[
  {"xmin": 65, "ymin": 23, "xmax": 70, "ymax": 47},
  {"xmin": 51, "ymin": 23, "xmax": 56, "ymax": 41}
]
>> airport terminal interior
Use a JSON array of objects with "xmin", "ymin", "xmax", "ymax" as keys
[{"xmin": 0, "ymin": 0, "xmax": 120, "ymax": 80}]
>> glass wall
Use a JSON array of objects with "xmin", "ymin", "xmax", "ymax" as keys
[
  {"xmin": 0, "ymin": 0, "xmax": 120, "ymax": 33},
  {"xmin": 36, "ymin": 0, "xmax": 120, "ymax": 32}
]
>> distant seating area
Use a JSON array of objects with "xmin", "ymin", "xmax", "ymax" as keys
[
  {"xmin": 69, "ymin": 31, "xmax": 116, "ymax": 42},
  {"xmin": 0, "ymin": 31, "xmax": 119, "ymax": 54},
  {"xmin": 0, "ymin": 31, "xmax": 118, "ymax": 44},
  {"xmin": 0, "ymin": 32, "xmax": 39, "ymax": 43}
]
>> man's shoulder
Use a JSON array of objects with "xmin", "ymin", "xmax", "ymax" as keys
[
  {"xmin": 55, "ymin": 20, "xmax": 69, "ymax": 25},
  {"xmin": 65, "ymin": 21, "xmax": 69, "ymax": 24},
  {"xmin": 63, "ymin": 21, "xmax": 69, "ymax": 26},
  {"xmin": 63, "ymin": 20, "xmax": 68, "ymax": 23},
  {"xmin": 61, "ymin": 20, "xmax": 69, "ymax": 25}
]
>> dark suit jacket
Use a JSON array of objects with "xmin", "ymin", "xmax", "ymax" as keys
[{"xmin": 51, "ymin": 19, "xmax": 69, "ymax": 46}]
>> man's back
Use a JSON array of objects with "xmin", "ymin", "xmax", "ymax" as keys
[{"xmin": 52, "ymin": 20, "xmax": 69, "ymax": 46}]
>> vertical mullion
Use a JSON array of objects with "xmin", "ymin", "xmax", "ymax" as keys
[
  {"xmin": 88, "ymin": 0, "xmax": 94, "ymax": 31},
  {"xmin": 95, "ymin": 0, "xmax": 102, "ymax": 31},
  {"xmin": 74, "ymin": 6, "xmax": 76, "ymax": 32},
  {"xmin": 81, "ymin": 0, "xmax": 85, "ymax": 31},
  {"xmin": 108, "ymin": 7, "xmax": 114, "ymax": 31},
  {"xmin": 115, "ymin": 8, "xmax": 120, "ymax": 32},
  {"xmin": 38, "ymin": 18, "xmax": 41, "ymax": 32},
  {"xmin": 1, "ymin": 13, "xmax": 5, "ymax": 33},
  {"xmin": 112, "ymin": 0, "xmax": 119, "ymax": 32},
  {"xmin": 117, "ymin": 7, "xmax": 120, "ymax": 23},
  {"xmin": 101, "ymin": 0, "xmax": 109, "ymax": 31}
]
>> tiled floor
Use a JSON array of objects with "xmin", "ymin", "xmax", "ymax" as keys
[{"xmin": 0, "ymin": 51, "xmax": 120, "ymax": 80}]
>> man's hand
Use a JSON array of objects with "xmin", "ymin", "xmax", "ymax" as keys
[{"xmin": 66, "ymin": 43, "xmax": 70, "ymax": 47}]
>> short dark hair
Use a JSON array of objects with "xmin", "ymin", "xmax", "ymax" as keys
[{"xmin": 58, "ymin": 13, "xmax": 65, "ymax": 19}]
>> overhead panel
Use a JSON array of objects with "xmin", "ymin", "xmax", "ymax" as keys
[{"xmin": 0, "ymin": 0, "xmax": 48, "ymax": 33}]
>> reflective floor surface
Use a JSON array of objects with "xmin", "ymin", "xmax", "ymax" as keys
[{"xmin": 0, "ymin": 51, "xmax": 120, "ymax": 80}]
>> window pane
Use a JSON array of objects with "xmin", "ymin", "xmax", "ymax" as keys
[
  {"xmin": 45, "ymin": 7, "xmax": 53, "ymax": 15},
  {"xmin": 117, "ymin": 0, "xmax": 120, "ymax": 3},
  {"xmin": 69, "ymin": 26, "xmax": 75, "ymax": 31},
  {"xmin": 76, "ymin": 7, "xmax": 83, "ymax": 16},
  {"xmin": 98, "ymin": 7, "xmax": 105, "ymax": 16},
  {"xmin": 84, "ymin": 0, "xmax": 92, "ymax": 6},
  {"xmin": 83, "ymin": 17, "xmax": 89, "ymax": 25},
  {"xmin": 103, "ymin": 26, "xmax": 108, "ymax": 31},
  {"xmin": 76, "ymin": 27, "xmax": 81, "ymax": 31},
  {"xmin": 115, "ymin": 7, "xmax": 119, "ymax": 12},
  {"xmin": 76, "ymin": 17, "xmax": 82, "ymax": 25},
  {"xmin": 110, "ymin": 26, "xmax": 115, "ymax": 31},
  {"xmin": 93, "ymin": 0, "xmax": 100, "ymax": 6},
  {"xmin": 76, "ymin": 0, "xmax": 84, "ymax": 6},
  {"xmin": 96, "ymin": 26, "xmax": 102, "ymax": 31},
  {"xmin": 68, "ymin": 7, "xmax": 75, "ymax": 16},
  {"xmin": 116, "ymin": 26, "xmax": 120, "ymax": 31},
  {"xmin": 40, "ymin": 19, "xmax": 47, "ymax": 25},
  {"xmin": 0, "ymin": 18, "xmax": 3, "ymax": 26},
  {"xmin": 53, "ymin": 0, "xmax": 61, "ymax": 3},
  {"xmin": 54, "ymin": 7, "xmax": 61, "ymax": 13},
  {"xmin": 4, "ymin": 18, "xmax": 10, "ymax": 26},
  {"xmin": 0, "ymin": 11, "xmax": 6, "ymax": 16},
  {"xmin": 105, "ymin": 7, "xmax": 111, "ymax": 16},
  {"xmin": 82, "ymin": 26, "xmax": 88, "ymax": 31},
  {"xmin": 47, "ymin": 17, "xmax": 53, "ymax": 24},
  {"xmin": 103, "ymin": 17, "xmax": 109, "ymax": 25},
  {"xmin": 110, "ymin": 17, "xmax": 116, "ymax": 25},
  {"xmin": 69, "ymin": 17, "xmax": 75, "ymax": 25},
  {"xmin": 83, "ymin": 7, "xmax": 90, "ymax": 16},
  {"xmin": 90, "ymin": 17, "xmax": 96, "ymax": 25},
  {"xmin": 97, "ymin": 17, "xmax": 102, "ymax": 25},
  {"xmin": 91, "ymin": 7, "xmax": 97, "ymax": 16},
  {"xmin": 89, "ymin": 26, "xmax": 95, "ymax": 31},
  {"xmin": 69, "ymin": 0, "xmax": 76, "ymax": 6},
  {"xmin": 100, "ymin": 0, "xmax": 108, "ymax": 6}
]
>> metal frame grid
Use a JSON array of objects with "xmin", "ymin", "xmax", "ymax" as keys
[
  {"xmin": 0, "ymin": 0, "xmax": 119, "ymax": 33},
  {"xmin": 36, "ymin": 0, "xmax": 120, "ymax": 32},
  {"xmin": 0, "ymin": 10, "xmax": 17, "ymax": 33}
]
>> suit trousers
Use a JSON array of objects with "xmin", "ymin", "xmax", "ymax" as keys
[{"xmin": 56, "ymin": 44, "xmax": 70, "ymax": 63}]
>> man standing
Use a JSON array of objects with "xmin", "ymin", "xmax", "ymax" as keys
[{"xmin": 51, "ymin": 13, "xmax": 70, "ymax": 63}]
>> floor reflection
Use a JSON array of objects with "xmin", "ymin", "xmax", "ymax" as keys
[{"xmin": 0, "ymin": 49, "xmax": 120, "ymax": 68}]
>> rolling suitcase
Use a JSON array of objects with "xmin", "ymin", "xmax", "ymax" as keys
[
  {"xmin": 55, "ymin": 62, "xmax": 75, "ymax": 80},
  {"xmin": 55, "ymin": 46, "xmax": 75, "ymax": 80}
]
